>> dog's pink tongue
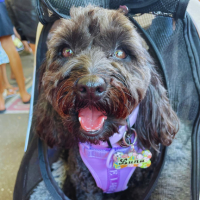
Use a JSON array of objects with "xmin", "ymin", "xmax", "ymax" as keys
[{"xmin": 78, "ymin": 107, "xmax": 107, "ymax": 131}]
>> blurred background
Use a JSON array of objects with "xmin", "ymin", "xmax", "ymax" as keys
[
  {"xmin": 0, "ymin": 0, "xmax": 37, "ymax": 199},
  {"xmin": 0, "ymin": 0, "xmax": 199, "ymax": 199}
]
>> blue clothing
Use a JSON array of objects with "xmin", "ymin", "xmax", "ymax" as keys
[
  {"xmin": 0, "ymin": 43, "xmax": 9, "ymax": 65},
  {"xmin": 0, "ymin": 1, "xmax": 14, "ymax": 37},
  {"xmin": 0, "ymin": 0, "xmax": 5, "ymax": 3}
]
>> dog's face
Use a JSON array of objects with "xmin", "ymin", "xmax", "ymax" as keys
[{"xmin": 36, "ymin": 6, "xmax": 179, "ymax": 149}]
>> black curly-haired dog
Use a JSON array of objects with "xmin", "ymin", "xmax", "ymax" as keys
[{"xmin": 33, "ymin": 5, "xmax": 179, "ymax": 200}]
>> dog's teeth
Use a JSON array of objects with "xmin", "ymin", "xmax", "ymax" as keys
[{"xmin": 79, "ymin": 117, "xmax": 81, "ymax": 122}]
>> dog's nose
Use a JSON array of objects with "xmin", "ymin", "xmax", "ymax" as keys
[{"xmin": 77, "ymin": 75, "xmax": 107, "ymax": 101}]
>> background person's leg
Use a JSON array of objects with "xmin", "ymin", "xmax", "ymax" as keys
[
  {"xmin": 0, "ymin": 63, "xmax": 18, "ymax": 91},
  {"xmin": 0, "ymin": 35, "xmax": 30, "ymax": 103},
  {"xmin": 29, "ymin": 43, "xmax": 35, "ymax": 55},
  {"xmin": 0, "ymin": 71, "xmax": 5, "ymax": 112}
]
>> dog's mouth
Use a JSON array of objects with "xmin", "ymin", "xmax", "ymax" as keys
[{"xmin": 78, "ymin": 107, "xmax": 107, "ymax": 136}]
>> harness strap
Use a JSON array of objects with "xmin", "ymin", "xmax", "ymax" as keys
[
  {"xmin": 79, "ymin": 143, "xmax": 138, "ymax": 193},
  {"xmin": 79, "ymin": 106, "xmax": 140, "ymax": 193}
]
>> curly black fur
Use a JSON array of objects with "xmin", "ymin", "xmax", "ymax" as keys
[{"xmin": 33, "ymin": 5, "xmax": 179, "ymax": 200}]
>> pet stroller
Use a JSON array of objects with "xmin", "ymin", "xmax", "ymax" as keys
[{"xmin": 13, "ymin": 0, "xmax": 200, "ymax": 199}]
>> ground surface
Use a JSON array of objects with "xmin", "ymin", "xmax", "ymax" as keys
[{"xmin": 0, "ymin": 53, "xmax": 33, "ymax": 200}]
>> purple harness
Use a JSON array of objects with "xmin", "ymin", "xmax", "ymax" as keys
[{"xmin": 79, "ymin": 106, "xmax": 141, "ymax": 193}]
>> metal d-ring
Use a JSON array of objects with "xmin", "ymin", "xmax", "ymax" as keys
[{"xmin": 122, "ymin": 128, "xmax": 137, "ymax": 146}]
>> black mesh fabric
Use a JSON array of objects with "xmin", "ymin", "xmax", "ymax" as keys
[
  {"xmin": 37, "ymin": 0, "xmax": 185, "ymax": 24},
  {"xmin": 110, "ymin": 0, "xmax": 179, "ymax": 14},
  {"xmin": 47, "ymin": 0, "xmax": 180, "ymax": 15},
  {"xmin": 146, "ymin": 16, "xmax": 199, "ymax": 199},
  {"xmin": 13, "ymin": 0, "xmax": 200, "ymax": 199},
  {"xmin": 146, "ymin": 16, "xmax": 199, "ymax": 122},
  {"xmin": 13, "ymin": 135, "xmax": 61, "ymax": 200}
]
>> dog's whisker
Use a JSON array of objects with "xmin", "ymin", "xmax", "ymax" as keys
[
  {"xmin": 123, "ymin": 91, "xmax": 133, "ymax": 98},
  {"xmin": 58, "ymin": 95, "xmax": 65, "ymax": 101},
  {"xmin": 113, "ymin": 74, "xmax": 126, "ymax": 85}
]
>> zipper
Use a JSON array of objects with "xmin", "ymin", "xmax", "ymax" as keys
[{"xmin": 125, "ymin": 0, "xmax": 158, "ymax": 9}]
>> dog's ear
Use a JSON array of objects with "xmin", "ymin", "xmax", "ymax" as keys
[
  {"xmin": 118, "ymin": 5, "xmax": 129, "ymax": 15},
  {"xmin": 135, "ymin": 68, "xmax": 179, "ymax": 150},
  {"xmin": 33, "ymin": 94, "xmax": 76, "ymax": 148},
  {"xmin": 33, "ymin": 98, "xmax": 60, "ymax": 147},
  {"xmin": 34, "ymin": 58, "xmax": 64, "ymax": 147}
]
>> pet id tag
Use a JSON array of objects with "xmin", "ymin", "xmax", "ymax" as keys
[{"xmin": 113, "ymin": 129, "xmax": 152, "ymax": 169}]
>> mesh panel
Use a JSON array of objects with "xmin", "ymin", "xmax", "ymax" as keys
[
  {"xmin": 132, "ymin": 14, "xmax": 199, "ymax": 123},
  {"xmin": 109, "ymin": 0, "xmax": 179, "ymax": 12},
  {"xmin": 39, "ymin": 0, "xmax": 110, "ymax": 22},
  {"xmin": 147, "ymin": 16, "xmax": 174, "ymax": 51},
  {"xmin": 50, "ymin": 0, "xmax": 108, "ymax": 12},
  {"xmin": 134, "ymin": 14, "xmax": 155, "ymax": 29},
  {"xmin": 146, "ymin": 17, "xmax": 199, "ymax": 122},
  {"xmin": 131, "ymin": 0, "xmax": 179, "ymax": 14},
  {"xmin": 47, "ymin": 0, "xmax": 180, "ymax": 14},
  {"xmin": 13, "ymin": 136, "xmax": 61, "ymax": 200},
  {"xmin": 37, "ymin": 0, "xmax": 57, "ymax": 23},
  {"xmin": 145, "ymin": 16, "xmax": 199, "ymax": 199},
  {"xmin": 38, "ymin": 0, "xmax": 181, "ymax": 23}
]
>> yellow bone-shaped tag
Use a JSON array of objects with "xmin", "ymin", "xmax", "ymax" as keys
[{"xmin": 113, "ymin": 150, "xmax": 152, "ymax": 170}]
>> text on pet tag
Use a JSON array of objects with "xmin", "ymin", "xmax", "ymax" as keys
[{"xmin": 113, "ymin": 149, "xmax": 152, "ymax": 169}]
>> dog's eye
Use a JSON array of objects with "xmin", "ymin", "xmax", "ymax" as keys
[
  {"xmin": 114, "ymin": 50, "xmax": 127, "ymax": 59},
  {"xmin": 62, "ymin": 48, "xmax": 74, "ymax": 57}
]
